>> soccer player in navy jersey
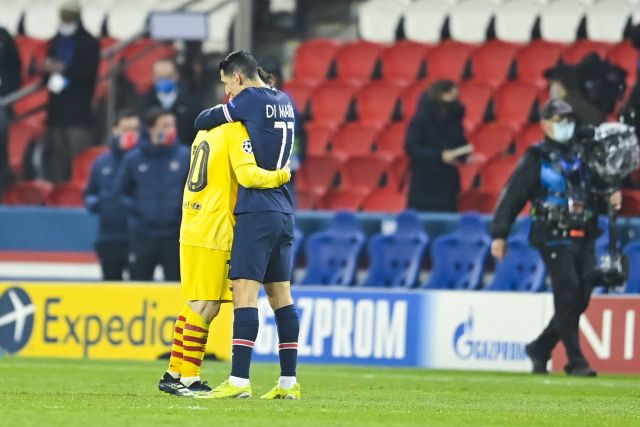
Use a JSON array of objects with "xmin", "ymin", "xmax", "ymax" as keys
[{"xmin": 194, "ymin": 51, "xmax": 301, "ymax": 400}]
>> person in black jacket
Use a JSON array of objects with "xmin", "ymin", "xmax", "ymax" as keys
[
  {"xmin": 404, "ymin": 80, "xmax": 472, "ymax": 212},
  {"xmin": 85, "ymin": 110, "xmax": 140, "ymax": 281},
  {"xmin": 139, "ymin": 59, "xmax": 202, "ymax": 147},
  {"xmin": 42, "ymin": 1, "xmax": 99, "ymax": 183},
  {"xmin": 116, "ymin": 108, "xmax": 190, "ymax": 281},
  {"xmin": 490, "ymin": 99, "xmax": 621, "ymax": 377},
  {"xmin": 0, "ymin": 26, "xmax": 21, "ymax": 197}
]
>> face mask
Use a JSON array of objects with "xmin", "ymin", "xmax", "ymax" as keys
[
  {"xmin": 155, "ymin": 79, "xmax": 177, "ymax": 94},
  {"xmin": 156, "ymin": 128, "xmax": 177, "ymax": 146},
  {"xmin": 119, "ymin": 131, "xmax": 139, "ymax": 150},
  {"xmin": 552, "ymin": 121, "xmax": 575, "ymax": 143},
  {"xmin": 59, "ymin": 22, "xmax": 78, "ymax": 36}
]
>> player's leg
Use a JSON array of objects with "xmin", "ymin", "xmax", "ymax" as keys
[
  {"xmin": 261, "ymin": 214, "xmax": 301, "ymax": 400},
  {"xmin": 158, "ymin": 304, "xmax": 192, "ymax": 395}
]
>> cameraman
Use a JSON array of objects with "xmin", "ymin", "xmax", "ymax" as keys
[{"xmin": 490, "ymin": 99, "xmax": 621, "ymax": 377}]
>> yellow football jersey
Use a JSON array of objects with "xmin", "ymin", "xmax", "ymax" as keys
[{"xmin": 179, "ymin": 122, "xmax": 256, "ymax": 250}]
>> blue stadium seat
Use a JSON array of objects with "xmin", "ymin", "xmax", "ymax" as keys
[
  {"xmin": 361, "ymin": 210, "xmax": 429, "ymax": 288},
  {"xmin": 299, "ymin": 211, "xmax": 365, "ymax": 286},
  {"xmin": 292, "ymin": 227, "xmax": 304, "ymax": 266},
  {"xmin": 623, "ymin": 241, "xmax": 640, "ymax": 294},
  {"xmin": 422, "ymin": 213, "xmax": 490, "ymax": 290},
  {"xmin": 486, "ymin": 236, "xmax": 547, "ymax": 292}
]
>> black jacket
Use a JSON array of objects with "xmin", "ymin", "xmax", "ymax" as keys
[
  {"xmin": 140, "ymin": 84, "xmax": 202, "ymax": 145},
  {"xmin": 404, "ymin": 94, "xmax": 467, "ymax": 211},
  {"xmin": 0, "ymin": 27, "xmax": 21, "ymax": 97},
  {"xmin": 46, "ymin": 25, "xmax": 99, "ymax": 127},
  {"xmin": 490, "ymin": 137, "xmax": 606, "ymax": 242}
]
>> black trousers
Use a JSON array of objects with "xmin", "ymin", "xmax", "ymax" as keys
[
  {"xmin": 95, "ymin": 241, "xmax": 129, "ymax": 281},
  {"xmin": 529, "ymin": 239, "xmax": 595, "ymax": 371},
  {"xmin": 128, "ymin": 235, "xmax": 180, "ymax": 281}
]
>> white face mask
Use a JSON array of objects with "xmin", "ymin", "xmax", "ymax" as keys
[
  {"xmin": 552, "ymin": 121, "xmax": 575, "ymax": 143},
  {"xmin": 59, "ymin": 22, "xmax": 78, "ymax": 36}
]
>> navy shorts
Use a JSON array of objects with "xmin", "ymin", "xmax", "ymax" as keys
[{"xmin": 229, "ymin": 212, "xmax": 295, "ymax": 283}]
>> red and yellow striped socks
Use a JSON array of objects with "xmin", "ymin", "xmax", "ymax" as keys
[
  {"xmin": 167, "ymin": 304, "xmax": 190, "ymax": 377},
  {"xmin": 181, "ymin": 310, "xmax": 211, "ymax": 380}
]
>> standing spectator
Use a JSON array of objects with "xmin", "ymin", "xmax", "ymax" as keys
[
  {"xmin": 140, "ymin": 59, "xmax": 202, "ymax": 146},
  {"xmin": 116, "ymin": 108, "xmax": 189, "ymax": 281},
  {"xmin": 43, "ymin": 0, "xmax": 99, "ymax": 183},
  {"xmin": 0, "ymin": 26, "xmax": 21, "ymax": 197},
  {"xmin": 84, "ymin": 110, "xmax": 140, "ymax": 281},
  {"xmin": 405, "ymin": 80, "xmax": 472, "ymax": 212}
]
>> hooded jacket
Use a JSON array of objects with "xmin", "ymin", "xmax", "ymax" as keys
[{"xmin": 115, "ymin": 133, "xmax": 190, "ymax": 239}]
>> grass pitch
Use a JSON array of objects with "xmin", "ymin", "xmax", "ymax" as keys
[{"xmin": 0, "ymin": 358, "xmax": 638, "ymax": 427}]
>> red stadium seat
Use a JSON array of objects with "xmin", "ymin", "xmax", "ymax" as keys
[
  {"xmin": 380, "ymin": 40, "xmax": 431, "ymax": 87},
  {"xmin": 561, "ymin": 40, "xmax": 612, "ymax": 65},
  {"xmin": 122, "ymin": 39, "xmax": 176, "ymax": 94},
  {"xmin": 305, "ymin": 123, "xmax": 335, "ymax": 156},
  {"xmin": 294, "ymin": 187, "xmax": 325, "ymax": 210},
  {"xmin": 13, "ymin": 89, "xmax": 48, "ymax": 124},
  {"xmin": 458, "ymin": 190, "xmax": 499, "ymax": 213},
  {"xmin": 331, "ymin": 123, "xmax": 378, "ymax": 160},
  {"xmin": 376, "ymin": 122, "xmax": 408, "ymax": 160},
  {"xmin": 47, "ymin": 182, "xmax": 85, "ymax": 207},
  {"xmin": 71, "ymin": 146, "xmax": 109, "ymax": 186},
  {"xmin": 282, "ymin": 81, "xmax": 314, "ymax": 113},
  {"xmin": 362, "ymin": 188, "xmax": 407, "ymax": 213},
  {"xmin": 15, "ymin": 36, "xmax": 47, "ymax": 82},
  {"xmin": 400, "ymin": 80, "xmax": 430, "ymax": 120},
  {"xmin": 608, "ymin": 41, "xmax": 637, "ymax": 87},
  {"xmin": 355, "ymin": 81, "xmax": 403, "ymax": 129},
  {"xmin": 424, "ymin": 40, "xmax": 474, "ymax": 81},
  {"xmin": 2, "ymin": 180, "xmax": 54, "ymax": 206},
  {"xmin": 7, "ymin": 121, "xmax": 43, "ymax": 175},
  {"xmin": 457, "ymin": 163, "xmax": 481, "ymax": 192},
  {"xmin": 493, "ymin": 82, "xmax": 539, "ymax": 131},
  {"xmin": 468, "ymin": 40, "xmax": 519, "ymax": 89},
  {"xmin": 334, "ymin": 40, "xmax": 385, "ymax": 87},
  {"xmin": 308, "ymin": 81, "xmax": 358, "ymax": 127},
  {"xmin": 296, "ymin": 155, "xmax": 343, "ymax": 193},
  {"xmin": 458, "ymin": 81, "xmax": 492, "ymax": 133},
  {"xmin": 291, "ymin": 38, "xmax": 342, "ymax": 86},
  {"xmin": 477, "ymin": 156, "xmax": 519, "ymax": 194},
  {"xmin": 514, "ymin": 40, "xmax": 563, "ymax": 89},
  {"xmin": 621, "ymin": 190, "xmax": 640, "ymax": 217},
  {"xmin": 515, "ymin": 123, "xmax": 544, "ymax": 154},
  {"xmin": 388, "ymin": 157, "xmax": 410, "ymax": 190},
  {"xmin": 319, "ymin": 187, "xmax": 370, "ymax": 211},
  {"xmin": 341, "ymin": 155, "xmax": 393, "ymax": 192},
  {"xmin": 470, "ymin": 123, "xmax": 515, "ymax": 160}
]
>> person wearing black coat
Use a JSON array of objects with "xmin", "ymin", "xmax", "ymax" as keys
[
  {"xmin": 85, "ymin": 110, "xmax": 141, "ymax": 281},
  {"xmin": 0, "ymin": 26, "xmax": 21, "ymax": 197},
  {"xmin": 139, "ymin": 59, "xmax": 202, "ymax": 147},
  {"xmin": 42, "ymin": 1, "xmax": 99, "ymax": 183},
  {"xmin": 116, "ymin": 108, "xmax": 190, "ymax": 281},
  {"xmin": 404, "ymin": 80, "xmax": 470, "ymax": 212}
]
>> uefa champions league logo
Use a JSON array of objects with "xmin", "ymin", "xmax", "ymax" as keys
[{"xmin": 0, "ymin": 287, "xmax": 35, "ymax": 354}]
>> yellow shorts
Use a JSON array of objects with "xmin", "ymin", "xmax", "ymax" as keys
[{"xmin": 180, "ymin": 244, "xmax": 233, "ymax": 302}]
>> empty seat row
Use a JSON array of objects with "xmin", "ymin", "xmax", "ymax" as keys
[
  {"xmin": 296, "ymin": 210, "xmax": 640, "ymax": 293},
  {"xmin": 289, "ymin": 38, "xmax": 636, "ymax": 92},
  {"xmin": 358, "ymin": 0, "xmax": 640, "ymax": 44}
]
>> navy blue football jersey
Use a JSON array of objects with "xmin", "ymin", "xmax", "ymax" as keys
[{"xmin": 194, "ymin": 87, "xmax": 295, "ymax": 214}]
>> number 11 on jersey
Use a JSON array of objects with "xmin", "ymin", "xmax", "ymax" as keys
[{"xmin": 274, "ymin": 121, "xmax": 294, "ymax": 170}]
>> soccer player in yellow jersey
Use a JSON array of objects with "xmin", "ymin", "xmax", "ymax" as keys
[{"xmin": 158, "ymin": 121, "xmax": 290, "ymax": 397}]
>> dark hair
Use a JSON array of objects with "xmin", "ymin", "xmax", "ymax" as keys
[
  {"xmin": 114, "ymin": 108, "xmax": 138, "ymax": 127},
  {"xmin": 219, "ymin": 50, "xmax": 274, "ymax": 85},
  {"xmin": 428, "ymin": 80, "xmax": 457, "ymax": 101},
  {"xmin": 144, "ymin": 107, "xmax": 172, "ymax": 128}
]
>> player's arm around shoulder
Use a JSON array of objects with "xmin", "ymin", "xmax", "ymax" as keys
[{"xmin": 225, "ymin": 125, "xmax": 290, "ymax": 189}]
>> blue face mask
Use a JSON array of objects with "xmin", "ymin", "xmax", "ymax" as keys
[
  {"xmin": 552, "ymin": 121, "xmax": 575, "ymax": 143},
  {"xmin": 155, "ymin": 79, "xmax": 177, "ymax": 94}
]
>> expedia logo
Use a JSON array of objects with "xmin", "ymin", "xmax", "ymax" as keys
[
  {"xmin": 0, "ymin": 287, "xmax": 35, "ymax": 353},
  {"xmin": 452, "ymin": 310, "xmax": 527, "ymax": 361}
]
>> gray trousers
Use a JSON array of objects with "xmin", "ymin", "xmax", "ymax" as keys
[{"xmin": 44, "ymin": 126, "xmax": 94, "ymax": 183}]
